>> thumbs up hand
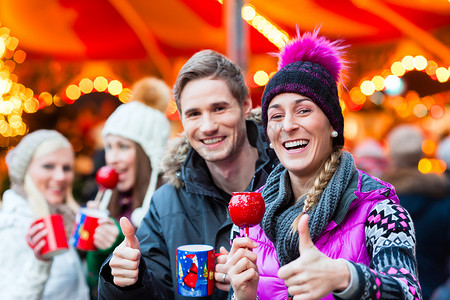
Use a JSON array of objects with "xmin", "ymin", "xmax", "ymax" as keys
[
  {"xmin": 120, "ymin": 216, "xmax": 141, "ymax": 250},
  {"xmin": 277, "ymin": 214, "xmax": 350, "ymax": 300},
  {"xmin": 109, "ymin": 217, "xmax": 141, "ymax": 287}
]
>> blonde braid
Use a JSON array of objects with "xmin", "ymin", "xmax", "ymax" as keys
[{"xmin": 291, "ymin": 149, "xmax": 342, "ymax": 233}]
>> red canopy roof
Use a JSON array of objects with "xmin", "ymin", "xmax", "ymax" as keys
[{"xmin": 1, "ymin": 0, "xmax": 449, "ymax": 61}]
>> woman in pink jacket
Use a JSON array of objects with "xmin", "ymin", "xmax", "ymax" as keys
[{"xmin": 225, "ymin": 29, "xmax": 422, "ymax": 300}]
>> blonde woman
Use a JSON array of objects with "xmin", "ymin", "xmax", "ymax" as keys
[{"xmin": 0, "ymin": 130, "xmax": 89, "ymax": 300}]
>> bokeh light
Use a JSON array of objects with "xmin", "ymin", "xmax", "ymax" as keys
[
  {"xmin": 241, "ymin": 5, "xmax": 256, "ymax": 21},
  {"xmin": 108, "ymin": 80, "xmax": 123, "ymax": 95},
  {"xmin": 413, "ymin": 103, "xmax": 428, "ymax": 118},
  {"xmin": 422, "ymin": 139, "xmax": 436, "ymax": 155},
  {"xmin": 371, "ymin": 75, "xmax": 385, "ymax": 91},
  {"xmin": 384, "ymin": 75, "xmax": 404, "ymax": 96},
  {"xmin": 414, "ymin": 56, "xmax": 427, "ymax": 71},
  {"xmin": 401, "ymin": 56, "xmax": 415, "ymax": 71},
  {"xmin": 66, "ymin": 84, "xmax": 81, "ymax": 100},
  {"xmin": 360, "ymin": 80, "xmax": 375, "ymax": 96},
  {"xmin": 429, "ymin": 104, "xmax": 444, "ymax": 119},
  {"xmin": 94, "ymin": 77, "xmax": 108, "ymax": 92},
  {"xmin": 435, "ymin": 67, "xmax": 450, "ymax": 83},
  {"xmin": 253, "ymin": 71, "xmax": 269, "ymax": 86},
  {"xmin": 79, "ymin": 78, "xmax": 94, "ymax": 94},
  {"xmin": 391, "ymin": 62, "xmax": 405, "ymax": 76},
  {"xmin": 349, "ymin": 87, "xmax": 366, "ymax": 105},
  {"xmin": 118, "ymin": 87, "xmax": 132, "ymax": 103},
  {"xmin": 13, "ymin": 49, "xmax": 26, "ymax": 63},
  {"xmin": 418, "ymin": 158, "xmax": 432, "ymax": 174}
]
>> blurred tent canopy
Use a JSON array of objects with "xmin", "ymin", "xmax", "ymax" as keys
[
  {"xmin": 0, "ymin": 0, "xmax": 449, "ymax": 154},
  {"xmin": 1, "ymin": 0, "xmax": 449, "ymax": 78}
]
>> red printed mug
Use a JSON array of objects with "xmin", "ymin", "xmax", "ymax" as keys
[{"xmin": 71, "ymin": 207, "xmax": 109, "ymax": 251}]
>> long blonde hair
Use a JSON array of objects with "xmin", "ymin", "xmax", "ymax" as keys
[{"xmin": 291, "ymin": 148, "xmax": 342, "ymax": 233}]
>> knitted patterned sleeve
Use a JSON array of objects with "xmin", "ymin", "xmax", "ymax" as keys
[{"xmin": 343, "ymin": 199, "xmax": 422, "ymax": 300}]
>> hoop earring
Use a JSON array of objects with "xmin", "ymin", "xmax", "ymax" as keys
[
  {"xmin": 269, "ymin": 143, "xmax": 274, "ymax": 149},
  {"xmin": 331, "ymin": 130, "xmax": 338, "ymax": 138}
]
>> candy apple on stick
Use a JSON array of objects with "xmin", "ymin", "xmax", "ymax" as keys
[
  {"xmin": 228, "ymin": 192, "xmax": 265, "ymax": 237},
  {"xmin": 93, "ymin": 166, "xmax": 119, "ymax": 207}
]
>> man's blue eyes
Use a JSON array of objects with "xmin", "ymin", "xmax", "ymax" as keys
[{"xmin": 186, "ymin": 106, "xmax": 227, "ymax": 117}]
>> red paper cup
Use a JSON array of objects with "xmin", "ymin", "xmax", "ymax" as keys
[
  {"xmin": 71, "ymin": 207, "xmax": 109, "ymax": 251},
  {"xmin": 177, "ymin": 244, "xmax": 215, "ymax": 297},
  {"xmin": 28, "ymin": 214, "xmax": 69, "ymax": 259}
]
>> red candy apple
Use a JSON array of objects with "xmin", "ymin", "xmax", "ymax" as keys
[
  {"xmin": 228, "ymin": 192, "xmax": 265, "ymax": 229},
  {"xmin": 95, "ymin": 166, "xmax": 119, "ymax": 189}
]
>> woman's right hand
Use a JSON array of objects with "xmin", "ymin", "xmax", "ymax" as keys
[
  {"xmin": 86, "ymin": 200, "xmax": 120, "ymax": 250},
  {"xmin": 27, "ymin": 221, "xmax": 50, "ymax": 261},
  {"xmin": 94, "ymin": 217, "xmax": 120, "ymax": 250},
  {"xmin": 225, "ymin": 237, "xmax": 259, "ymax": 300}
]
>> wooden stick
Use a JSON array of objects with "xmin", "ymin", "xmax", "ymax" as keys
[
  {"xmin": 92, "ymin": 187, "xmax": 105, "ymax": 209},
  {"xmin": 99, "ymin": 189, "xmax": 112, "ymax": 211}
]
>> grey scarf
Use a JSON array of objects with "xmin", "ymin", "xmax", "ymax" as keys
[
  {"xmin": 49, "ymin": 203, "xmax": 76, "ymax": 238},
  {"xmin": 260, "ymin": 151, "xmax": 357, "ymax": 266}
]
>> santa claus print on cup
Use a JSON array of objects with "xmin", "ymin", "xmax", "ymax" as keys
[{"xmin": 177, "ymin": 244, "xmax": 215, "ymax": 297}]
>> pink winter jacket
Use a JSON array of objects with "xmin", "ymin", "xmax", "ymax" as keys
[{"xmin": 247, "ymin": 171, "xmax": 399, "ymax": 300}]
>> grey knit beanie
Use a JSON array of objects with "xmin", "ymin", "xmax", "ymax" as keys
[
  {"xmin": 387, "ymin": 124, "xmax": 424, "ymax": 168},
  {"xmin": 5, "ymin": 130, "xmax": 72, "ymax": 185}
]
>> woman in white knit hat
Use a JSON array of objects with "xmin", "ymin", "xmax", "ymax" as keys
[
  {"xmin": 0, "ymin": 129, "xmax": 89, "ymax": 300},
  {"xmin": 85, "ymin": 77, "xmax": 171, "ymax": 297}
]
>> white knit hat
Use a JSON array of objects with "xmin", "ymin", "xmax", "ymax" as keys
[
  {"xmin": 6, "ymin": 130, "xmax": 72, "ymax": 185},
  {"xmin": 101, "ymin": 101, "xmax": 170, "ymax": 225},
  {"xmin": 102, "ymin": 101, "xmax": 170, "ymax": 168}
]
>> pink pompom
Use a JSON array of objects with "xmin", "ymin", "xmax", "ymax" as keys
[{"xmin": 277, "ymin": 27, "xmax": 349, "ymax": 83}]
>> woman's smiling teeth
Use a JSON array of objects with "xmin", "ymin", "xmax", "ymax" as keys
[
  {"xmin": 202, "ymin": 137, "xmax": 224, "ymax": 145},
  {"xmin": 283, "ymin": 139, "xmax": 308, "ymax": 150}
]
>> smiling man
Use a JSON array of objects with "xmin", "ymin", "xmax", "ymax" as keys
[{"xmin": 98, "ymin": 50, "xmax": 278, "ymax": 300}]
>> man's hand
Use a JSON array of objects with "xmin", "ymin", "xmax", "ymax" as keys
[
  {"xmin": 215, "ymin": 246, "xmax": 230, "ymax": 291},
  {"xmin": 109, "ymin": 217, "xmax": 141, "ymax": 287}
]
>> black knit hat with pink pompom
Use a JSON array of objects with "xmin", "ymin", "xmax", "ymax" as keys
[{"xmin": 261, "ymin": 28, "xmax": 348, "ymax": 147}]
